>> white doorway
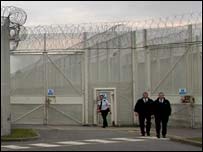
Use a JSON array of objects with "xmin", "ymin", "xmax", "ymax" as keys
[{"xmin": 93, "ymin": 88, "xmax": 117, "ymax": 126}]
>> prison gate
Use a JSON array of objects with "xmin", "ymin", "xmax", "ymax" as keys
[
  {"xmin": 2, "ymin": 6, "xmax": 202, "ymax": 128},
  {"xmin": 10, "ymin": 54, "xmax": 84, "ymax": 125}
]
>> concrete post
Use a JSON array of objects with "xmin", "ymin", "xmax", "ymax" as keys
[{"xmin": 1, "ymin": 17, "xmax": 11, "ymax": 136}]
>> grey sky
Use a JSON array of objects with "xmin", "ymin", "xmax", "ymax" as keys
[{"xmin": 1, "ymin": 1, "xmax": 202, "ymax": 26}]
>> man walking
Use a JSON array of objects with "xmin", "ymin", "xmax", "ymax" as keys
[
  {"xmin": 97, "ymin": 94, "xmax": 110, "ymax": 128},
  {"xmin": 154, "ymin": 92, "xmax": 171, "ymax": 138},
  {"xmin": 134, "ymin": 92, "xmax": 154, "ymax": 136}
]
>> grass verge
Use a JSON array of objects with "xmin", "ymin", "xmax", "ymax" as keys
[
  {"xmin": 186, "ymin": 137, "xmax": 202, "ymax": 142},
  {"xmin": 1, "ymin": 128, "xmax": 39, "ymax": 141}
]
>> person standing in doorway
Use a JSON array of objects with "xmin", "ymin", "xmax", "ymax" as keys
[
  {"xmin": 134, "ymin": 92, "xmax": 154, "ymax": 136},
  {"xmin": 97, "ymin": 94, "xmax": 110, "ymax": 128},
  {"xmin": 154, "ymin": 92, "xmax": 171, "ymax": 138}
]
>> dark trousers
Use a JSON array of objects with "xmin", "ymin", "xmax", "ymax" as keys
[
  {"xmin": 101, "ymin": 110, "xmax": 109, "ymax": 127},
  {"xmin": 138, "ymin": 114, "xmax": 151, "ymax": 135},
  {"xmin": 155, "ymin": 115, "xmax": 169, "ymax": 136}
]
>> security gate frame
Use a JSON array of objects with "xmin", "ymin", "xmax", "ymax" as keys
[
  {"xmin": 10, "ymin": 47, "xmax": 89, "ymax": 125},
  {"xmin": 93, "ymin": 88, "xmax": 117, "ymax": 126}
]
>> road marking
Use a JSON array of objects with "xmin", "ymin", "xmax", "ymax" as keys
[
  {"xmin": 83, "ymin": 139, "xmax": 120, "ymax": 143},
  {"xmin": 159, "ymin": 138, "xmax": 170, "ymax": 140},
  {"xmin": 1, "ymin": 145, "xmax": 30, "ymax": 149},
  {"xmin": 1, "ymin": 136, "xmax": 169, "ymax": 150},
  {"xmin": 111, "ymin": 138, "xmax": 145, "ymax": 142},
  {"xmin": 138, "ymin": 136, "xmax": 158, "ymax": 139},
  {"xmin": 56, "ymin": 141, "xmax": 90, "ymax": 145},
  {"xmin": 138, "ymin": 136, "xmax": 169, "ymax": 140},
  {"xmin": 30, "ymin": 143, "xmax": 61, "ymax": 147}
]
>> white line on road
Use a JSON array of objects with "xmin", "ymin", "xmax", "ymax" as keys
[
  {"xmin": 56, "ymin": 141, "xmax": 90, "ymax": 145},
  {"xmin": 1, "ymin": 137, "xmax": 167, "ymax": 150},
  {"xmin": 30, "ymin": 143, "xmax": 61, "ymax": 147},
  {"xmin": 1, "ymin": 145, "xmax": 30, "ymax": 149},
  {"xmin": 111, "ymin": 138, "xmax": 145, "ymax": 142},
  {"xmin": 83, "ymin": 139, "xmax": 120, "ymax": 143},
  {"xmin": 138, "ymin": 136, "xmax": 169, "ymax": 140}
]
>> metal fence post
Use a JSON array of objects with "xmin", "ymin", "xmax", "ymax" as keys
[
  {"xmin": 83, "ymin": 32, "xmax": 89, "ymax": 125},
  {"xmin": 143, "ymin": 29, "xmax": 151, "ymax": 96},
  {"xmin": 43, "ymin": 33, "xmax": 48, "ymax": 125},
  {"xmin": 191, "ymin": 102, "xmax": 195, "ymax": 128},
  {"xmin": 186, "ymin": 24, "xmax": 193, "ymax": 95},
  {"xmin": 131, "ymin": 30, "xmax": 137, "ymax": 124}
]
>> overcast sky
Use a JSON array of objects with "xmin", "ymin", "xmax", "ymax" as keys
[{"xmin": 1, "ymin": 1, "xmax": 202, "ymax": 26}]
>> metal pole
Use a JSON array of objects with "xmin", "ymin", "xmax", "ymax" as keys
[
  {"xmin": 144, "ymin": 29, "xmax": 151, "ymax": 96},
  {"xmin": 96, "ymin": 43, "xmax": 100, "ymax": 81},
  {"xmin": 107, "ymin": 41, "xmax": 110, "ymax": 82},
  {"xmin": 191, "ymin": 102, "xmax": 195, "ymax": 128},
  {"xmin": 186, "ymin": 25, "xmax": 192, "ymax": 95},
  {"xmin": 43, "ymin": 33, "xmax": 48, "ymax": 125},
  {"xmin": 83, "ymin": 32, "xmax": 88, "ymax": 125},
  {"xmin": 81, "ymin": 52, "xmax": 85, "ymax": 124},
  {"xmin": 196, "ymin": 36, "xmax": 201, "ymax": 96},
  {"xmin": 170, "ymin": 47, "xmax": 175, "ymax": 94},
  {"xmin": 157, "ymin": 49, "xmax": 160, "ymax": 94},
  {"xmin": 118, "ymin": 37, "xmax": 121, "ymax": 81},
  {"xmin": 131, "ymin": 31, "xmax": 137, "ymax": 124},
  {"xmin": 188, "ymin": 24, "xmax": 193, "ymax": 95}
]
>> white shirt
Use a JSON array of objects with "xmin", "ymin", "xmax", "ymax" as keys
[
  {"xmin": 159, "ymin": 99, "xmax": 164, "ymax": 103},
  {"xmin": 98, "ymin": 99, "xmax": 110, "ymax": 111},
  {"xmin": 143, "ymin": 98, "xmax": 148, "ymax": 103}
]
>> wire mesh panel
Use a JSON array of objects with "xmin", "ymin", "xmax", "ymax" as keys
[
  {"xmin": 10, "ymin": 55, "xmax": 44, "ymax": 124},
  {"xmin": 46, "ymin": 54, "xmax": 83, "ymax": 125},
  {"xmin": 10, "ymin": 54, "xmax": 84, "ymax": 125}
]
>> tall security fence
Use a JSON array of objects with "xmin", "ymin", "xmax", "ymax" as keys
[{"xmin": 1, "ymin": 6, "xmax": 202, "ymax": 128}]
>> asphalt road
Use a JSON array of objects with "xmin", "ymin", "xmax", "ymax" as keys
[{"xmin": 1, "ymin": 127, "xmax": 202, "ymax": 151}]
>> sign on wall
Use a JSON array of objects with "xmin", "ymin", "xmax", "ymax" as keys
[
  {"xmin": 179, "ymin": 88, "xmax": 187, "ymax": 95},
  {"xmin": 48, "ymin": 89, "xmax": 54, "ymax": 96}
]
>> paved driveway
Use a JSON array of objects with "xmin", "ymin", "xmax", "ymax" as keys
[{"xmin": 1, "ymin": 125, "xmax": 202, "ymax": 151}]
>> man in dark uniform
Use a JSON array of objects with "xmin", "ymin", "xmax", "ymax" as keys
[
  {"xmin": 154, "ymin": 92, "xmax": 171, "ymax": 138},
  {"xmin": 134, "ymin": 92, "xmax": 154, "ymax": 136}
]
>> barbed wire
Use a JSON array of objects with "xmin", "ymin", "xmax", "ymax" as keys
[
  {"xmin": 15, "ymin": 12, "xmax": 201, "ymax": 51},
  {"xmin": 1, "ymin": 6, "xmax": 201, "ymax": 51},
  {"xmin": 1, "ymin": 6, "xmax": 27, "ymax": 51}
]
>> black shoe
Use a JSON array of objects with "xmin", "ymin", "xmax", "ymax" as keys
[
  {"xmin": 156, "ymin": 135, "xmax": 160, "ymax": 138},
  {"xmin": 147, "ymin": 133, "xmax": 150, "ymax": 136},
  {"xmin": 141, "ymin": 133, "xmax": 145, "ymax": 136},
  {"xmin": 102, "ymin": 126, "xmax": 105, "ymax": 128},
  {"xmin": 162, "ymin": 135, "xmax": 166, "ymax": 138}
]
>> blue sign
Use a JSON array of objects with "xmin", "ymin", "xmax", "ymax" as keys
[
  {"xmin": 179, "ymin": 88, "xmax": 187, "ymax": 95},
  {"xmin": 48, "ymin": 89, "xmax": 54, "ymax": 96}
]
